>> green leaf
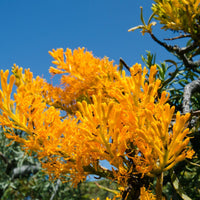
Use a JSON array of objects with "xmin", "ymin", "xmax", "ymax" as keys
[
  {"xmin": 170, "ymin": 170, "xmax": 192, "ymax": 200},
  {"xmin": 147, "ymin": 11, "xmax": 156, "ymax": 25},
  {"xmin": 140, "ymin": 7, "xmax": 146, "ymax": 26},
  {"xmin": 95, "ymin": 182, "xmax": 119, "ymax": 195}
]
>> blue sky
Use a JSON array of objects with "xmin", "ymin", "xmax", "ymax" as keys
[{"xmin": 0, "ymin": 0, "xmax": 174, "ymax": 81}]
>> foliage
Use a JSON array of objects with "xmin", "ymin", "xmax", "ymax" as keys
[
  {"xmin": 0, "ymin": 127, "xmax": 119, "ymax": 200},
  {"xmin": 0, "ymin": 127, "xmax": 93, "ymax": 200}
]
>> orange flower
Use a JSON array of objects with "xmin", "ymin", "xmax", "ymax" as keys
[
  {"xmin": 140, "ymin": 187, "xmax": 156, "ymax": 200},
  {"xmin": 152, "ymin": 0, "xmax": 200, "ymax": 40},
  {"xmin": 107, "ymin": 64, "xmax": 193, "ymax": 176},
  {"xmin": 0, "ymin": 49, "xmax": 194, "ymax": 189},
  {"xmin": 47, "ymin": 47, "xmax": 118, "ymax": 113}
]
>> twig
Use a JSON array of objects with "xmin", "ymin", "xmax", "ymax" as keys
[
  {"xmin": 95, "ymin": 182, "xmax": 119, "ymax": 194},
  {"xmin": 156, "ymin": 173, "xmax": 163, "ymax": 200},
  {"xmin": 181, "ymin": 54, "xmax": 200, "ymax": 73},
  {"xmin": 150, "ymin": 32, "xmax": 198, "ymax": 55},
  {"xmin": 119, "ymin": 58, "xmax": 130, "ymax": 72},
  {"xmin": 186, "ymin": 159, "xmax": 200, "ymax": 167},
  {"xmin": 0, "ymin": 152, "xmax": 9, "ymax": 164},
  {"xmin": 164, "ymin": 34, "xmax": 191, "ymax": 41},
  {"xmin": 50, "ymin": 179, "xmax": 61, "ymax": 200},
  {"xmin": 149, "ymin": 32, "xmax": 200, "ymax": 71}
]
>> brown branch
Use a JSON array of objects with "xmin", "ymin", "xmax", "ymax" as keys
[
  {"xmin": 150, "ymin": 32, "xmax": 198, "ymax": 55},
  {"xmin": 180, "ymin": 54, "xmax": 200, "ymax": 73},
  {"xmin": 149, "ymin": 32, "xmax": 200, "ymax": 72},
  {"xmin": 119, "ymin": 58, "xmax": 130, "ymax": 72},
  {"xmin": 164, "ymin": 34, "xmax": 191, "ymax": 41},
  {"xmin": 190, "ymin": 110, "xmax": 200, "ymax": 116},
  {"xmin": 183, "ymin": 78, "xmax": 200, "ymax": 114}
]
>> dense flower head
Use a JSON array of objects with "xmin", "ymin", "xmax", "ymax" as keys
[
  {"xmin": 47, "ymin": 47, "xmax": 118, "ymax": 114},
  {"xmin": 152, "ymin": 0, "xmax": 200, "ymax": 40},
  {"xmin": 0, "ymin": 48, "xmax": 194, "ymax": 191},
  {"xmin": 140, "ymin": 187, "xmax": 156, "ymax": 200},
  {"xmin": 107, "ymin": 64, "xmax": 193, "ymax": 177}
]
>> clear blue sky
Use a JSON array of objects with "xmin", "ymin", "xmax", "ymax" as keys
[{"xmin": 0, "ymin": 0, "xmax": 172, "ymax": 81}]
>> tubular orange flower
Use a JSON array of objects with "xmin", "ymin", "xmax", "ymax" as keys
[
  {"xmin": 47, "ymin": 47, "xmax": 118, "ymax": 113},
  {"xmin": 140, "ymin": 187, "xmax": 156, "ymax": 200},
  {"xmin": 76, "ymin": 92, "xmax": 129, "ymax": 170},
  {"xmin": 108, "ymin": 64, "xmax": 193, "ymax": 177}
]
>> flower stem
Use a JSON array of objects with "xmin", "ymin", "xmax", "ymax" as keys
[{"xmin": 156, "ymin": 172, "xmax": 163, "ymax": 200}]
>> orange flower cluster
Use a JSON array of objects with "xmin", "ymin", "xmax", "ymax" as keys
[
  {"xmin": 152, "ymin": 0, "xmax": 200, "ymax": 41},
  {"xmin": 47, "ymin": 47, "xmax": 118, "ymax": 113},
  {"xmin": 105, "ymin": 64, "xmax": 194, "ymax": 177},
  {"xmin": 140, "ymin": 187, "xmax": 156, "ymax": 200},
  {"xmin": 0, "ymin": 48, "xmax": 194, "ymax": 197}
]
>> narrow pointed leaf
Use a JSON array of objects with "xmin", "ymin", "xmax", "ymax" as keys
[{"xmin": 170, "ymin": 170, "xmax": 192, "ymax": 200}]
